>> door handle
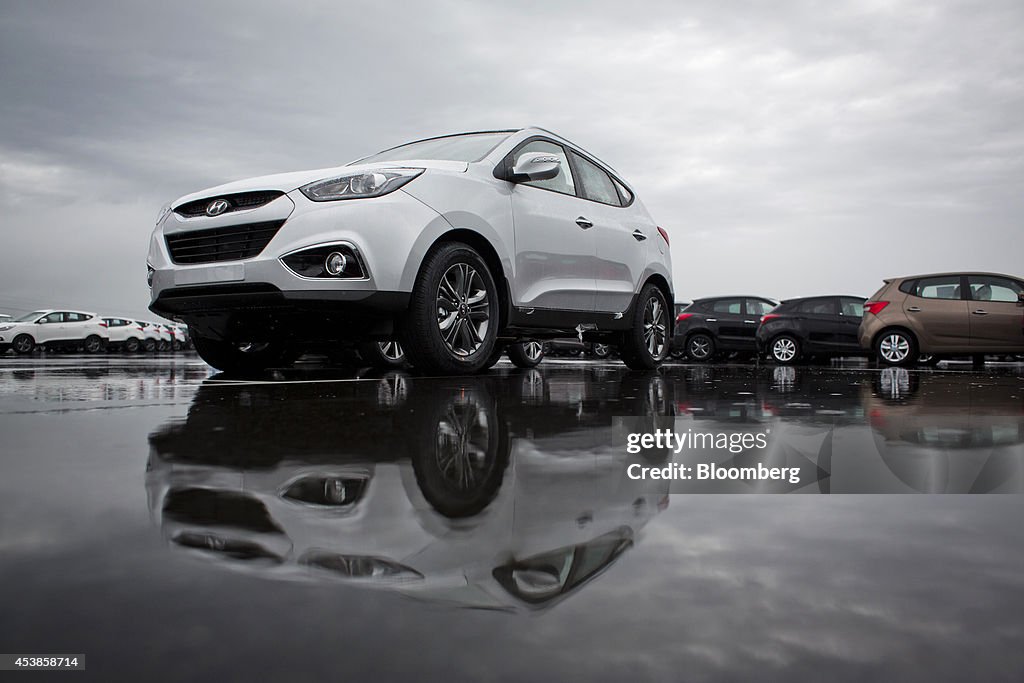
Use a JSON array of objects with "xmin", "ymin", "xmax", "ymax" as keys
[
  {"xmin": 575, "ymin": 217, "xmax": 593, "ymax": 229},
  {"xmin": 632, "ymin": 229, "xmax": 647, "ymax": 241},
  {"xmin": 906, "ymin": 306, "xmax": 921, "ymax": 312},
  {"xmin": 706, "ymin": 318, "xmax": 717, "ymax": 322},
  {"xmin": 972, "ymin": 309, "xmax": 988, "ymax": 315},
  {"xmin": 744, "ymin": 320, "xmax": 757, "ymax": 324}
]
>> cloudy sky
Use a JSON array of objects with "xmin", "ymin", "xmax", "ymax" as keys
[{"xmin": 1, "ymin": 0, "xmax": 1022, "ymax": 319}]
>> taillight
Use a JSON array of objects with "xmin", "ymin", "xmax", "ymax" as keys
[
  {"xmin": 657, "ymin": 226, "xmax": 669, "ymax": 246},
  {"xmin": 864, "ymin": 301, "xmax": 889, "ymax": 316},
  {"xmin": 676, "ymin": 313, "xmax": 693, "ymax": 322},
  {"xmin": 98, "ymin": 321, "xmax": 107, "ymax": 328},
  {"xmin": 760, "ymin": 314, "xmax": 779, "ymax": 324}
]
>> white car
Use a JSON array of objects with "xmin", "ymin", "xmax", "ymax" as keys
[
  {"xmin": 135, "ymin": 321, "xmax": 162, "ymax": 352},
  {"xmin": 149, "ymin": 127, "xmax": 673, "ymax": 374},
  {"xmin": 170, "ymin": 324, "xmax": 189, "ymax": 350},
  {"xmin": 102, "ymin": 317, "xmax": 147, "ymax": 353},
  {"xmin": 0, "ymin": 310, "xmax": 109, "ymax": 354}
]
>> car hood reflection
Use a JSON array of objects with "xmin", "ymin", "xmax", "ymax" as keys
[{"xmin": 146, "ymin": 369, "xmax": 672, "ymax": 610}]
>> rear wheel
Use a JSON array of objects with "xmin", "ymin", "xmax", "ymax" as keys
[
  {"xmin": 143, "ymin": 339, "xmax": 156, "ymax": 352},
  {"xmin": 83, "ymin": 335, "xmax": 103, "ymax": 354},
  {"xmin": 590, "ymin": 342, "xmax": 611, "ymax": 359},
  {"xmin": 400, "ymin": 242, "xmax": 499, "ymax": 375},
  {"xmin": 686, "ymin": 333, "xmax": 715, "ymax": 362},
  {"xmin": 358, "ymin": 340, "xmax": 406, "ymax": 369},
  {"xmin": 12, "ymin": 334, "xmax": 35, "ymax": 355},
  {"xmin": 124, "ymin": 338, "xmax": 141, "ymax": 353},
  {"xmin": 620, "ymin": 284, "xmax": 670, "ymax": 371},
  {"xmin": 770, "ymin": 335, "xmax": 800, "ymax": 365},
  {"xmin": 875, "ymin": 329, "xmax": 917, "ymax": 367},
  {"xmin": 192, "ymin": 333, "xmax": 293, "ymax": 374},
  {"xmin": 507, "ymin": 341, "xmax": 544, "ymax": 368}
]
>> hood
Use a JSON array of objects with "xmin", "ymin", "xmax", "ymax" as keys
[{"xmin": 171, "ymin": 159, "xmax": 468, "ymax": 208}]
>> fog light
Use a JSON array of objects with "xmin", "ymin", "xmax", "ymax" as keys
[{"xmin": 325, "ymin": 252, "xmax": 347, "ymax": 276}]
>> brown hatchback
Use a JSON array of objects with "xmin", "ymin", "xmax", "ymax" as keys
[{"xmin": 859, "ymin": 272, "xmax": 1024, "ymax": 366}]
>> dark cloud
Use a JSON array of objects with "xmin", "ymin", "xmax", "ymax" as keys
[{"xmin": 1, "ymin": 0, "xmax": 1022, "ymax": 318}]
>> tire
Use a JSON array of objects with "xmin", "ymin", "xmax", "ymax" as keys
[
  {"xmin": 590, "ymin": 342, "xmax": 611, "ymax": 359},
  {"xmin": 400, "ymin": 242, "xmax": 499, "ymax": 375},
  {"xmin": 12, "ymin": 334, "xmax": 35, "ymax": 355},
  {"xmin": 770, "ymin": 335, "xmax": 800, "ymax": 365},
  {"xmin": 507, "ymin": 341, "xmax": 545, "ymax": 368},
  {"xmin": 686, "ymin": 332, "xmax": 715, "ymax": 363},
  {"xmin": 125, "ymin": 338, "xmax": 141, "ymax": 353},
  {"xmin": 143, "ymin": 339, "xmax": 157, "ymax": 352},
  {"xmin": 83, "ymin": 335, "xmax": 103, "ymax": 354},
  {"xmin": 620, "ymin": 284, "xmax": 670, "ymax": 371},
  {"xmin": 358, "ymin": 340, "xmax": 407, "ymax": 369},
  {"xmin": 875, "ymin": 329, "xmax": 917, "ymax": 367},
  {"xmin": 192, "ymin": 333, "xmax": 293, "ymax": 374}
]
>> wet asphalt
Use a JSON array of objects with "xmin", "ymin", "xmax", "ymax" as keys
[{"xmin": 1, "ymin": 354, "xmax": 1023, "ymax": 681}]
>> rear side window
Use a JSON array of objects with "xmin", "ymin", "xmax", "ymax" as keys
[
  {"xmin": 516, "ymin": 140, "xmax": 575, "ymax": 196},
  {"xmin": 612, "ymin": 178, "xmax": 633, "ymax": 205},
  {"xmin": 745, "ymin": 299, "xmax": 774, "ymax": 316},
  {"xmin": 914, "ymin": 276, "xmax": 962, "ymax": 300},
  {"xmin": 797, "ymin": 298, "xmax": 838, "ymax": 315},
  {"xmin": 967, "ymin": 275, "xmax": 1023, "ymax": 302},
  {"xmin": 711, "ymin": 299, "xmax": 742, "ymax": 314},
  {"xmin": 65, "ymin": 313, "xmax": 89, "ymax": 322},
  {"xmin": 570, "ymin": 152, "xmax": 621, "ymax": 206},
  {"xmin": 840, "ymin": 298, "xmax": 864, "ymax": 316}
]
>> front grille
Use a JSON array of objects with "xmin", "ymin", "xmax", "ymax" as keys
[
  {"xmin": 173, "ymin": 190, "xmax": 284, "ymax": 218},
  {"xmin": 165, "ymin": 220, "xmax": 285, "ymax": 264}
]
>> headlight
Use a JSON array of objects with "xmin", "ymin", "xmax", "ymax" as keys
[
  {"xmin": 299, "ymin": 168, "xmax": 423, "ymax": 202},
  {"xmin": 0, "ymin": 325, "xmax": 13, "ymax": 332},
  {"xmin": 156, "ymin": 203, "xmax": 172, "ymax": 226}
]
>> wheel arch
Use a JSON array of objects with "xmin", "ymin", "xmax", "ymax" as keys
[{"xmin": 417, "ymin": 228, "xmax": 512, "ymax": 331}]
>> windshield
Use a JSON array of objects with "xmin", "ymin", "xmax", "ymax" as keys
[
  {"xmin": 354, "ymin": 132, "xmax": 513, "ymax": 165},
  {"xmin": 13, "ymin": 310, "xmax": 47, "ymax": 322}
]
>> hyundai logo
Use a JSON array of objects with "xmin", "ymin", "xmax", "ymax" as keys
[{"xmin": 205, "ymin": 199, "xmax": 230, "ymax": 217}]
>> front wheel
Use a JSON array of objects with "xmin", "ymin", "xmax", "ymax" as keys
[
  {"xmin": 192, "ymin": 334, "xmax": 293, "ymax": 374},
  {"xmin": 686, "ymin": 333, "xmax": 715, "ymax": 362},
  {"xmin": 12, "ymin": 334, "xmax": 35, "ymax": 355},
  {"xmin": 770, "ymin": 335, "xmax": 800, "ymax": 365},
  {"xmin": 507, "ymin": 341, "xmax": 544, "ymax": 368},
  {"xmin": 358, "ymin": 340, "xmax": 407, "ymax": 369},
  {"xmin": 590, "ymin": 342, "xmax": 611, "ymax": 359},
  {"xmin": 875, "ymin": 329, "xmax": 917, "ymax": 367},
  {"xmin": 620, "ymin": 284, "xmax": 670, "ymax": 371},
  {"xmin": 400, "ymin": 242, "xmax": 499, "ymax": 375}
]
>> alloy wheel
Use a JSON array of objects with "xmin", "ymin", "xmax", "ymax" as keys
[
  {"xmin": 879, "ymin": 333, "xmax": 910, "ymax": 364},
  {"xmin": 436, "ymin": 263, "xmax": 490, "ymax": 357},
  {"xmin": 378, "ymin": 340, "xmax": 404, "ymax": 361},
  {"xmin": 772, "ymin": 337, "xmax": 797, "ymax": 363},
  {"xmin": 523, "ymin": 341, "xmax": 543, "ymax": 362},
  {"xmin": 689, "ymin": 336, "xmax": 711, "ymax": 360},
  {"xmin": 643, "ymin": 296, "xmax": 668, "ymax": 359}
]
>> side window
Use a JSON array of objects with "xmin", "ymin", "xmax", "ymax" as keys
[
  {"xmin": 42, "ymin": 312, "xmax": 64, "ymax": 324},
  {"xmin": 516, "ymin": 140, "xmax": 575, "ymax": 196},
  {"xmin": 711, "ymin": 299, "xmax": 742, "ymax": 314},
  {"xmin": 797, "ymin": 298, "xmax": 837, "ymax": 315},
  {"xmin": 745, "ymin": 299, "xmax": 773, "ymax": 316},
  {"xmin": 66, "ymin": 313, "xmax": 84, "ymax": 322},
  {"xmin": 570, "ymin": 152, "xmax": 621, "ymax": 206},
  {"xmin": 967, "ymin": 275, "xmax": 1023, "ymax": 303},
  {"xmin": 914, "ymin": 276, "xmax": 962, "ymax": 299},
  {"xmin": 840, "ymin": 298, "xmax": 864, "ymax": 317},
  {"xmin": 612, "ymin": 178, "xmax": 633, "ymax": 205}
]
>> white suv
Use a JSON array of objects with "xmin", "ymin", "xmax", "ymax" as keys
[
  {"xmin": 0, "ymin": 310, "xmax": 109, "ymax": 354},
  {"xmin": 148, "ymin": 127, "xmax": 673, "ymax": 374}
]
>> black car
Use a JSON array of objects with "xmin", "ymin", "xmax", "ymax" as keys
[
  {"xmin": 672, "ymin": 296, "xmax": 778, "ymax": 361},
  {"xmin": 756, "ymin": 296, "xmax": 866, "ymax": 364}
]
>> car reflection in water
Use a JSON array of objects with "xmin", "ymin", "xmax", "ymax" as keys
[
  {"xmin": 669, "ymin": 365, "xmax": 1024, "ymax": 493},
  {"xmin": 146, "ymin": 368, "xmax": 672, "ymax": 611}
]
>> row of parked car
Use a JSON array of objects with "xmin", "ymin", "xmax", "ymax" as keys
[
  {"xmin": 0, "ymin": 310, "xmax": 191, "ymax": 354},
  {"xmin": 672, "ymin": 271, "xmax": 1024, "ymax": 366}
]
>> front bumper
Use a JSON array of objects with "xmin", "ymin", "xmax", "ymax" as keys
[{"xmin": 148, "ymin": 187, "xmax": 446, "ymax": 309}]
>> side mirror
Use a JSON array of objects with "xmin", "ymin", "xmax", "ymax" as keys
[
  {"xmin": 1018, "ymin": 292, "xmax": 1024, "ymax": 303},
  {"xmin": 510, "ymin": 152, "xmax": 561, "ymax": 182}
]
